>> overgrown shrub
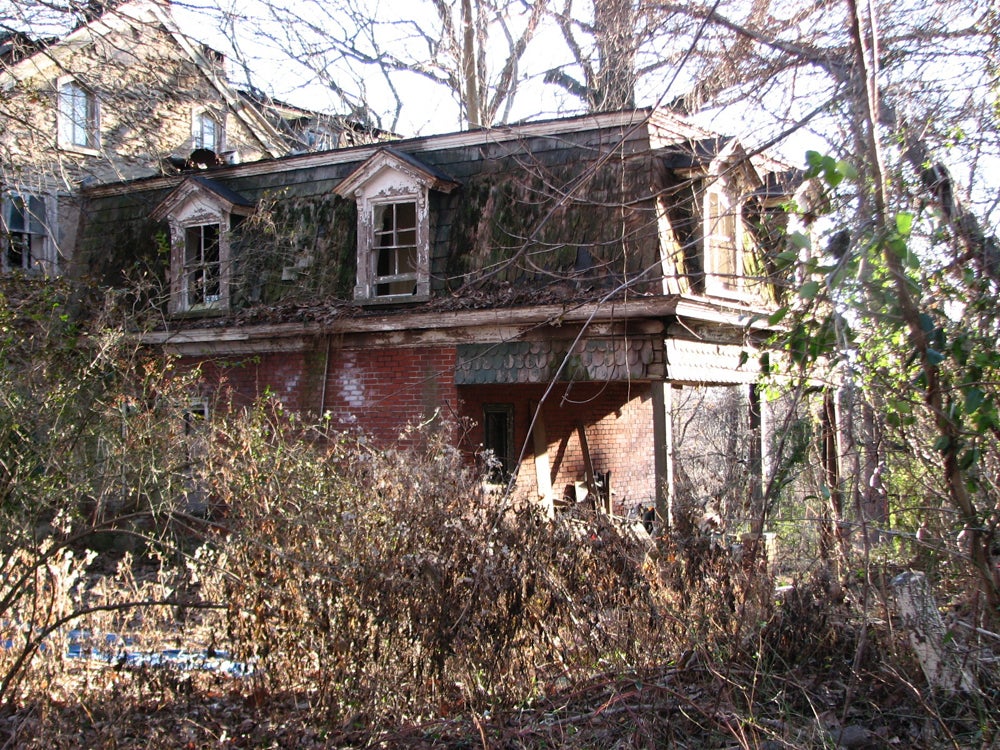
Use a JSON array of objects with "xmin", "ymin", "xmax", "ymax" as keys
[
  {"xmin": 199, "ymin": 402, "xmax": 689, "ymax": 722},
  {"xmin": 0, "ymin": 276, "xmax": 204, "ymax": 705}
]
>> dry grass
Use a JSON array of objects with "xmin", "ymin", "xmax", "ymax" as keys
[{"xmin": 1, "ymin": 406, "xmax": 998, "ymax": 748}]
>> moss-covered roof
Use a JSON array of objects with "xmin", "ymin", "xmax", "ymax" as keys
[{"xmin": 77, "ymin": 109, "xmax": 797, "ymax": 329}]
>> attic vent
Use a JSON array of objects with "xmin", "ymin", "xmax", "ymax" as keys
[{"xmin": 186, "ymin": 149, "xmax": 223, "ymax": 170}]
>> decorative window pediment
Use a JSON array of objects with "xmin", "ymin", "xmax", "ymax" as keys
[
  {"xmin": 335, "ymin": 148, "xmax": 458, "ymax": 303},
  {"xmin": 151, "ymin": 177, "xmax": 253, "ymax": 315}
]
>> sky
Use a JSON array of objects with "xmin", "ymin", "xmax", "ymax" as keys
[
  {"xmin": 0, "ymin": 0, "xmax": 838, "ymax": 162},
  {"xmin": 165, "ymin": 0, "xmax": 831, "ymax": 163}
]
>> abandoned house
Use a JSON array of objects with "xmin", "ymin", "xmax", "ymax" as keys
[
  {"xmin": 72, "ymin": 106, "xmax": 805, "ymax": 521},
  {"xmin": 0, "ymin": 0, "xmax": 385, "ymax": 276}
]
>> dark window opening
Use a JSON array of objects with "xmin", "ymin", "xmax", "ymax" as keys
[
  {"xmin": 483, "ymin": 404, "xmax": 515, "ymax": 483},
  {"xmin": 184, "ymin": 224, "xmax": 221, "ymax": 306},
  {"xmin": 2, "ymin": 195, "xmax": 46, "ymax": 270},
  {"xmin": 373, "ymin": 201, "xmax": 418, "ymax": 296}
]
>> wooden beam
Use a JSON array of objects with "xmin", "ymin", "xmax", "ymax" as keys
[
  {"xmin": 748, "ymin": 383, "xmax": 767, "ymax": 536},
  {"xmin": 576, "ymin": 423, "xmax": 601, "ymax": 512},
  {"xmin": 141, "ymin": 293, "xmax": 780, "ymax": 350},
  {"xmin": 530, "ymin": 402, "xmax": 554, "ymax": 519},
  {"xmin": 652, "ymin": 381, "xmax": 676, "ymax": 531}
]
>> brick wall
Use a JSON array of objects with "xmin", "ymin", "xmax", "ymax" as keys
[
  {"xmin": 178, "ymin": 346, "xmax": 657, "ymax": 511},
  {"xmin": 176, "ymin": 350, "xmax": 321, "ymax": 414},
  {"xmin": 322, "ymin": 344, "xmax": 460, "ymax": 444},
  {"xmin": 457, "ymin": 382, "xmax": 656, "ymax": 511}
]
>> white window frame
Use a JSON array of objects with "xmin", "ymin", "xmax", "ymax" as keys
[
  {"xmin": 369, "ymin": 197, "xmax": 422, "ymax": 298},
  {"xmin": 165, "ymin": 210, "xmax": 233, "ymax": 314},
  {"xmin": 703, "ymin": 178, "xmax": 745, "ymax": 299},
  {"xmin": 335, "ymin": 149, "xmax": 458, "ymax": 305},
  {"xmin": 1, "ymin": 192, "xmax": 52, "ymax": 273},
  {"xmin": 57, "ymin": 76, "xmax": 100, "ymax": 154},
  {"xmin": 192, "ymin": 108, "xmax": 223, "ymax": 152},
  {"xmin": 181, "ymin": 221, "xmax": 225, "ymax": 310},
  {"xmin": 354, "ymin": 187, "xmax": 430, "ymax": 302},
  {"xmin": 153, "ymin": 179, "xmax": 253, "ymax": 316}
]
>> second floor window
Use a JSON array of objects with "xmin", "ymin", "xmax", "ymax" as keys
[
  {"xmin": 704, "ymin": 184, "xmax": 744, "ymax": 297},
  {"xmin": 151, "ymin": 176, "xmax": 253, "ymax": 316},
  {"xmin": 334, "ymin": 148, "xmax": 458, "ymax": 304},
  {"xmin": 193, "ymin": 111, "xmax": 220, "ymax": 151},
  {"xmin": 373, "ymin": 201, "xmax": 418, "ymax": 297},
  {"xmin": 58, "ymin": 79, "xmax": 99, "ymax": 150},
  {"xmin": 184, "ymin": 224, "xmax": 222, "ymax": 307}
]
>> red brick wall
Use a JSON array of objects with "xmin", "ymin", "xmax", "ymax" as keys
[
  {"xmin": 321, "ymin": 344, "xmax": 459, "ymax": 444},
  {"xmin": 176, "ymin": 346, "xmax": 657, "ymax": 511},
  {"xmin": 176, "ymin": 350, "xmax": 322, "ymax": 414},
  {"xmin": 457, "ymin": 382, "xmax": 656, "ymax": 511}
]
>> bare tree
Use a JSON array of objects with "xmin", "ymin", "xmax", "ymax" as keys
[
  {"xmin": 183, "ymin": 0, "xmax": 550, "ymax": 132},
  {"xmin": 653, "ymin": 0, "xmax": 1000, "ymax": 610}
]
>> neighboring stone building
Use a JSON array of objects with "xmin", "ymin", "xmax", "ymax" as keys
[
  {"xmin": 0, "ymin": 0, "xmax": 383, "ymax": 275},
  {"xmin": 76, "ymin": 107, "xmax": 806, "ymax": 519}
]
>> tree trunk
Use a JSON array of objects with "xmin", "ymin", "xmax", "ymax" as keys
[{"xmin": 892, "ymin": 571, "xmax": 977, "ymax": 693}]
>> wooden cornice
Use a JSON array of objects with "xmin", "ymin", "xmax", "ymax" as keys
[{"xmin": 141, "ymin": 295, "xmax": 777, "ymax": 355}]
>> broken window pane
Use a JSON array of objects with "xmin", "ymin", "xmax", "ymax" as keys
[
  {"xmin": 373, "ymin": 201, "xmax": 418, "ymax": 296},
  {"xmin": 184, "ymin": 224, "xmax": 221, "ymax": 306}
]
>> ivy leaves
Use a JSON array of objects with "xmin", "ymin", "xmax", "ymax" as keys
[{"xmin": 765, "ymin": 150, "xmax": 1000, "ymax": 489}]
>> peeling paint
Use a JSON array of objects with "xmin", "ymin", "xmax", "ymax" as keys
[{"xmin": 335, "ymin": 350, "xmax": 365, "ymax": 421}]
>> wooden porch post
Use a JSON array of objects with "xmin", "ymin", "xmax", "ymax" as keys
[
  {"xmin": 748, "ymin": 383, "xmax": 769, "ymax": 536},
  {"xmin": 820, "ymin": 388, "xmax": 848, "ymax": 560},
  {"xmin": 652, "ymin": 381, "xmax": 676, "ymax": 531},
  {"xmin": 529, "ymin": 401, "xmax": 554, "ymax": 519}
]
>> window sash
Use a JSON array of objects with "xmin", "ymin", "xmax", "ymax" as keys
[
  {"xmin": 373, "ymin": 201, "xmax": 418, "ymax": 296},
  {"xmin": 3, "ymin": 195, "xmax": 46, "ymax": 235},
  {"xmin": 194, "ymin": 113, "xmax": 218, "ymax": 151},
  {"xmin": 706, "ymin": 189, "xmax": 741, "ymax": 292},
  {"xmin": 2, "ymin": 195, "xmax": 47, "ymax": 270},
  {"xmin": 59, "ymin": 81, "xmax": 97, "ymax": 149},
  {"xmin": 183, "ymin": 224, "xmax": 222, "ymax": 305}
]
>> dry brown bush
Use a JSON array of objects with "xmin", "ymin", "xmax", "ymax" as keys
[{"xmin": 195, "ymin": 401, "xmax": 766, "ymax": 723}]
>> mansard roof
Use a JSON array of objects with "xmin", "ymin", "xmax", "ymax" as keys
[{"xmin": 76, "ymin": 107, "xmax": 803, "ymax": 327}]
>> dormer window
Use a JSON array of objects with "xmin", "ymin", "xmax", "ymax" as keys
[
  {"xmin": 335, "ymin": 148, "xmax": 459, "ymax": 304},
  {"xmin": 57, "ymin": 77, "xmax": 99, "ymax": 151},
  {"xmin": 703, "ymin": 182, "xmax": 744, "ymax": 297},
  {"xmin": 184, "ymin": 223, "xmax": 222, "ymax": 306},
  {"xmin": 151, "ymin": 177, "xmax": 253, "ymax": 315},
  {"xmin": 373, "ymin": 200, "xmax": 418, "ymax": 296}
]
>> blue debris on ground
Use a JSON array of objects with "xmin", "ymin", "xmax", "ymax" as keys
[{"xmin": 2, "ymin": 628, "xmax": 252, "ymax": 677}]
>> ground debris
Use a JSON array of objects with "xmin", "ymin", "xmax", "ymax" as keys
[{"xmin": 3, "ymin": 645, "xmax": 993, "ymax": 749}]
